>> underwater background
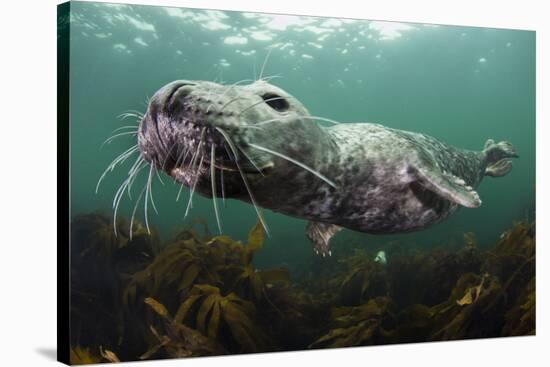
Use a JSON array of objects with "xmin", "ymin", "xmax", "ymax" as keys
[{"xmin": 62, "ymin": 1, "xmax": 536, "ymax": 363}]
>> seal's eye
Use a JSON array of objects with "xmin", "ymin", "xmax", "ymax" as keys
[{"xmin": 261, "ymin": 93, "xmax": 290, "ymax": 112}]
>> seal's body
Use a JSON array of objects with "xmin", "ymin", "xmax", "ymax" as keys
[{"xmin": 136, "ymin": 80, "xmax": 518, "ymax": 255}]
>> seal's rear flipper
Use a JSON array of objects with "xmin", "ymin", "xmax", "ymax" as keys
[
  {"xmin": 486, "ymin": 159, "xmax": 513, "ymax": 177},
  {"xmin": 483, "ymin": 139, "xmax": 518, "ymax": 177},
  {"xmin": 306, "ymin": 221, "xmax": 342, "ymax": 257},
  {"xmin": 412, "ymin": 166, "xmax": 482, "ymax": 208}
]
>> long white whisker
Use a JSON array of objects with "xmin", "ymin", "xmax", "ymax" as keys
[
  {"xmin": 261, "ymin": 74, "xmax": 283, "ymax": 82},
  {"xmin": 101, "ymin": 131, "xmax": 137, "ymax": 148},
  {"xmin": 143, "ymin": 164, "xmax": 153, "ymax": 234},
  {"xmin": 222, "ymin": 79, "xmax": 255, "ymax": 96},
  {"xmin": 220, "ymin": 165, "xmax": 226, "ymax": 207},
  {"xmin": 148, "ymin": 165, "xmax": 159, "ymax": 215},
  {"xmin": 245, "ymin": 115, "xmax": 341, "ymax": 128},
  {"xmin": 210, "ymin": 145, "xmax": 222, "ymax": 234},
  {"xmin": 236, "ymin": 145, "xmax": 265, "ymax": 176},
  {"xmin": 206, "ymin": 79, "xmax": 255, "ymax": 113},
  {"xmin": 259, "ymin": 46, "xmax": 275, "ymax": 82},
  {"xmin": 216, "ymin": 127, "xmax": 270, "ymax": 236},
  {"xmin": 181, "ymin": 128, "xmax": 206, "ymax": 206},
  {"xmin": 113, "ymin": 159, "xmax": 144, "ymax": 209},
  {"xmin": 184, "ymin": 154, "xmax": 204, "ymax": 218},
  {"xmin": 238, "ymin": 96, "xmax": 293, "ymax": 117},
  {"xmin": 129, "ymin": 185, "xmax": 146, "ymax": 240},
  {"xmin": 127, "ymin": 157, "xmax": 145, "ymax": 199},
  {"xmin": 220, "ymin": 96, "xmax": 245, "ymax": 112},
  {"xmin": 155, "ymin": 169, "xmax": 165, "ymax": 186},
  {"xmin": 112, "ymin": 160, "xmax": 146, "ymax": 236},
  {"xmin": 299, "ymin": 116, "xmax": 341, "ymax": 126},
  {"xmin": 96, "ymin": 145, "xmax": 138, "ymax": 193},
  {"xmin": 248, "ymin": 143, "xmax": 338, "ymax": 188},
  {"xmin": 110, "ymin": 125, "xmax": 139, "ymax": 133},
  {"xmin": 120, "ymin": 109, "xmax": 145, "ymax": 116},
  {"xmin": 175, "ymin": 151, "xmax": 194, "ymax": 202},
  {"xmin": 118, "ymin": 112, "xmax": 144, "ymax": 121},
  {"xmin": 176, "ymin": 183, "xmax": 186, "ymax": 203}
]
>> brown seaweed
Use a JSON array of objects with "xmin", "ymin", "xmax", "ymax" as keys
[{"xmin": 68, "ymin": 214, "xmax": 536, "ymax": 362}]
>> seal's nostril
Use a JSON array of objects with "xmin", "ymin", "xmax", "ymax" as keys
[{"xmin": 166, "ymin": 82, "xmax": 196, "ymax": 109}]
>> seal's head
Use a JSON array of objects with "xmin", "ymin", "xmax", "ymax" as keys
[{"xmin": 137, "ymin": 80, "xmax": 333, "ymax": 205}]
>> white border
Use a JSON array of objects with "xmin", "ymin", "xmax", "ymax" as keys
[{"xmin": 1, "ymin": 0, "xmax": 546, "ymax": 366}]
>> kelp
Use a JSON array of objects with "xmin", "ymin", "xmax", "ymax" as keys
[
  {"xmin": 310, "ymin": 297, "xmax": 395, "ymax": 348},
  {"xmin": 502, "ymin": 277, "xmax": 535, "ymax": 336},
  {"xmin": 140, "ymin": 297, "xmax": 226, "ymax": 359},
  {"xmin": 336, "ymin": 249, "xmax": 388, "ymax": 306},
  {"xmin": 70, "ymin": 212, "xmax": 158, "ymax": 356},
  {"xmin": 173, "ymin": 284, "xmax": 267, "ymax": 352},
  {"xmin": 69, "ymin": 347, "xmax": 102, "ymax": 365},
  {"xmin": 69, "ymin": 214, "xmax": 535, "ymax": 362}
]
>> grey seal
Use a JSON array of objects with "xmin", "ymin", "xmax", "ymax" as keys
[{"xmin": 135, "ymin": 79, "xmax": 518, "ymax": 256}]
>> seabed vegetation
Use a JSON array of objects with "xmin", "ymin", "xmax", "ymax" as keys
[{"xmin": 69, "ymin": 212, "xmax": 535, "ymax": 364}]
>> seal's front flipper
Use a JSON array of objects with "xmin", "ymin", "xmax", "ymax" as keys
[
  {"xmin": 412, "ymin": 166, "xmax": 482, "ymax": 208},
  {"xmin": 306, "ymin": 221, "xmax": 342, "ymax": 257}
]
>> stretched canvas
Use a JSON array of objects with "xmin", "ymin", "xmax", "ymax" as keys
[{"xmin": 58, "ymin": 1, "xmax": 536, "ymax": 364}]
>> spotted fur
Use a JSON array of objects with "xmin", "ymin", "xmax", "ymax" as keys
[{"xmin": 137, "ymin": 80, "xmax": 518, "ymax": 255}]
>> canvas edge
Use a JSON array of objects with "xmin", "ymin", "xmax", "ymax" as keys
[{"xmin": 57, "ymin": 1, "xmax": 71, "ymax": 365}]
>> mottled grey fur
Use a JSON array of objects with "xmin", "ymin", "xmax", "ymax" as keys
[{"xmin": 137, "ymin": 80, "xmax": 518, "ymax": 256}]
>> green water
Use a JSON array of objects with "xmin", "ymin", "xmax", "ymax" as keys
[{"xmin": 68, "ymin": 1, "xmax": 535, "ymax": 271}]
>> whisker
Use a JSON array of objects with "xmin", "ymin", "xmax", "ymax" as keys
[
  {"xmin": 129, "ymin": 184, "xmax": 146, "ymax": 240},
  {"xmin": 184, "ymin": 154, "xmax": 204, "ymax": 218},
  {"xmin": 298, "ymin": 116, "xmax": 341, "ymax": 126},
  {"xmin": 127, "ymin": 156, "xmax": 145, "ymax": 199},
  {"xmin": 175, "ymin": 151, "xmax": 194, "ymax": 202},
  {"xmin": 143, "ymin": 165, "xmax": 152, "ymax": 234},
  {"xmin": 113, "ymin": 159, "xmax": 144, "ymax": 209},
  {"xmin": 222, "ymin": 79, "xmax": 255, "ymax": 95},
  {"xmin": 179, "ymin": 128, "xmax": 205, "ymax": 203},
  {"xmin": 162, "ymin": 142, "xmax": 178, "ymax": 171},
  {"xmin": 176, "ymin": 183, "xmax": 186, "ymax": 203},
  {"xmin": 232, "ymin": 124, "xmax": 264, "ymax": 131},
  {"xmin": 248, "ymin": 143, "xmax": 338, "ymax": 188},
  {"xmin": 244, "ymin": 115, "xmax": 341, "ymax": 128},
  {"xmin": 110, "ymin": 125, "xmax": 139, "ymax": 133},
  {"xmin": 122, "ymin": 109, "xmax": 145, "ymax": 116},
  {"xmin": 101, "ymin": 131, "xmax": 137, "ymax": 148},
  {"xmin": 238, "ymin": 96, "xmax": 291, "ymax": 117},
  {"xmin": 261, "ymin": 74, "xmax": 283, "ymax": 82},
  {"xmin": 216, "ymin": 127, "xmax": 270, "ymax": 236},
  {"xmin": 210, "ymin": 144, "xmax": 222, "ymax": 234},
  {"xmin": 259, "ymin": 46, "xmax": 275, "ymax": 82},
  {"xmin": 206, "ymin": 79, "xmax": 256, "ymax": 114},
  {"xmin": 148, "ymin": 164, "xmax": 159, "ymax": 215},
  {"xmin": 155, "ymin": 169, "xmax": 165, "ymax": 186},
  {"xmin": 220, "ymin": 96, "xmax": 245, "ymax": 112},
  {"xmin": 118, "ymin": 112, "xmax": 144, "ymax": 121},
  {"xmin": 113, "ymin": 160, "xmax": 146, "ymax": 236},
  {"xmin": 96, "ymin": 145, "xmax": 138, "ymax": 193},
  {"xmin": 173, "ymin": 148, "xmax": 189, "ymax": 177},
  {"xmin": 236, "ymin": 145, "xmax": 265, "ymax": 176},
  {"xmin": 220, "ymin": 164, "xmax": 226, "ymax": 207}
]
